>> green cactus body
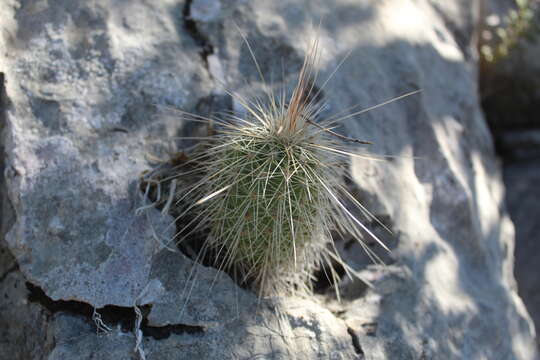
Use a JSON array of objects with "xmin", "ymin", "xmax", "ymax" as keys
[{"xmin": 201, "ymin": 117, "xmax": 329, "ymax": 293}]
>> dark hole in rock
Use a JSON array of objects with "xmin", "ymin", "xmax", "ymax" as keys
[
  {"xmin": 347, "ymin": 327, "xmax": 365, "ymax": 355},
  {"xmin": 182, "ymin": 0, "xmax": 214, "ymax": 66},
  {"xmin": 25, "ymin": 282, "xmax": 204, "ymax": 339},
  {"xmin": 312, "ymin": 257, "xmax": 346, "ymax": 294},
  {"xmin": 27, "ymin": 282, "xmax": 140, "ymax": 333},
  {"xmin": 141, "ymin": 321, "xmax": 204, "ymax": 340}
]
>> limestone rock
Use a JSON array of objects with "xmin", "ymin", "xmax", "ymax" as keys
[
  {"xmin": 504, "ymin": 160, "xmax": 540, "ymax": 351},
  {"xmin": 0, "ymin": 0, "xmax": 538, "ymax": 359}
]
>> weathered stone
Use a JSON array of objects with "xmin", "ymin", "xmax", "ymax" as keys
[
  {"xmin": 2, "ymin": 0, "xmax": 209, "ymax": 309},
  {"xmin": 191, "ymin": 0, "xmax": 222, "ymax": 23},
  {"xmin": 144, "ymin": 249, "xmax": 255, "ymax": 328},
  {"xmin": 47, "ymin": 298, "xmax": 357, "ymax": 360},
  {"xmin": 0, "ymin": 0, "xmax": 538, "ymax": 359},
  {"xmin": 504, "ymin": 161, "xmax": 540, "ymax": 350},
  {"xmin": 0, "ymin": 268, "xmax": 52, "ymax": 360},
  {"xmin": 480, "ymin": 0, "xmax": 540, "ymax": 350}
]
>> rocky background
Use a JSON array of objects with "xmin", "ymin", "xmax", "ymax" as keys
[
  {"xmin": 0, "ymin": 0, "xmax": 539, "ymax": 359},
  {"xmin": 480, "ymin": 0, "xmax": 540, "ymax": 355}
]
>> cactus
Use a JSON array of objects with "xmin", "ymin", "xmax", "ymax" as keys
[{"xmin": 142, "ymin": 38, "xmax": 415, "ymax": 298}]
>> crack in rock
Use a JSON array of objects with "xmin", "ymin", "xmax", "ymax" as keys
[
  {"xmin": 347, "ymin": 326, "xmax": 365, "ymax": 357},
  {"xmin": 183, "ymin": 0, "xmax": 215, "ymax": 68},
  {"xmin": 26, "ymin": 282, "xmax": 205, "ymax": 340}
]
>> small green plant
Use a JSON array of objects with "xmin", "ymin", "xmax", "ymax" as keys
[
  {"xmin": 142, "ymin": 36, "xmax": 417, "ymax": 299},
  {"xmin": 481, "ymin": 0, "xmax": 540, "ymax": 63}
]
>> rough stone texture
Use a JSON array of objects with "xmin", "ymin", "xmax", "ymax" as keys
[
  {"xmin": 504, "ymin": 161, "xmax": 540, "ymax": 350},
  {"xmin": 2, "ymin": 0, "xmax": 199, "ymax": 309},
  {"xmin": 46, "ymin": 299, "xmax": 356, "ymax": 360},
  {"xmin": 0, "ymin": 264, "xmax": 53, "ymax": 360},
  {"xmin": 144, "ymin": 249, "xmax": 255, "ymax": 328},
  {"xmin": 480, "ymin": 0, "xmax": 540, "ymax": 351},
  {"xmin": 1, "ymin": 0, "xmax": 538, "ymax": 359}
]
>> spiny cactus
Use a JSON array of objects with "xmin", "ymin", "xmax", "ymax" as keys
[{"xmin": 142, "ymin": 37, "xmax": 415, "ymax": 298}]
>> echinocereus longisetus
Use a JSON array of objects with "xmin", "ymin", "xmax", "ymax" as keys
[{"xmin": 142, "ymin": 36, "xmax": 416, "ymax": 298}]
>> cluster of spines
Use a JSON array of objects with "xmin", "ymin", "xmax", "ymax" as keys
[{"xmin": 142, "ymin": 36, "xmax": 397, "ymax": 299}]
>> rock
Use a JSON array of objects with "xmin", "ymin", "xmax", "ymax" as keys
[
  {"xmin": 144, "ymin": 250, "xmax": 255, "ymax": 328},
  {"xmin": 1, "ymin": 0, "xmax": 215, "ymax": 309},
  {"xmin": 190, "ymin": 0, "xmax": 222, "ymax": 23},
  {"xmin": 47, "ymin": 298, "xmax": 356, "ymax": 360},
  {"xmin": 1, "ymin": 0, "xmax": 538, "ymax": 359},
  {"xmin": 0, "ymin": 267, "xmax": 52, "ymax": 360},
  {"xmin": 46, "ymin": 314, "xmax": 136, "ymax": 360},
  {"xmin": 480, "ymin": 0, "xmax": 540, "ymax": 350},
  {"xmin": 504, "ymin": 161, "xmax": 540, "ymax": 350}
]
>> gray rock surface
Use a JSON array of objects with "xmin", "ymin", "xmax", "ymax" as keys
[
  {"xmin": 0, "ymin": 265, "xmax": 52, "ymax": 360},
  {"xmin": 505, "ymin": 161, "xmax": 540, "ymax": 351},
  {"xmin": 0, "ymin": 0, "xmax": 538, "ymax": 359},
  {"xmin": 47, "ymin": 298, "xmax": 356, "ymax": 360},
  {"xmin": 480, "ymin": 0, "xmax": 540, "ymax": 350}
]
